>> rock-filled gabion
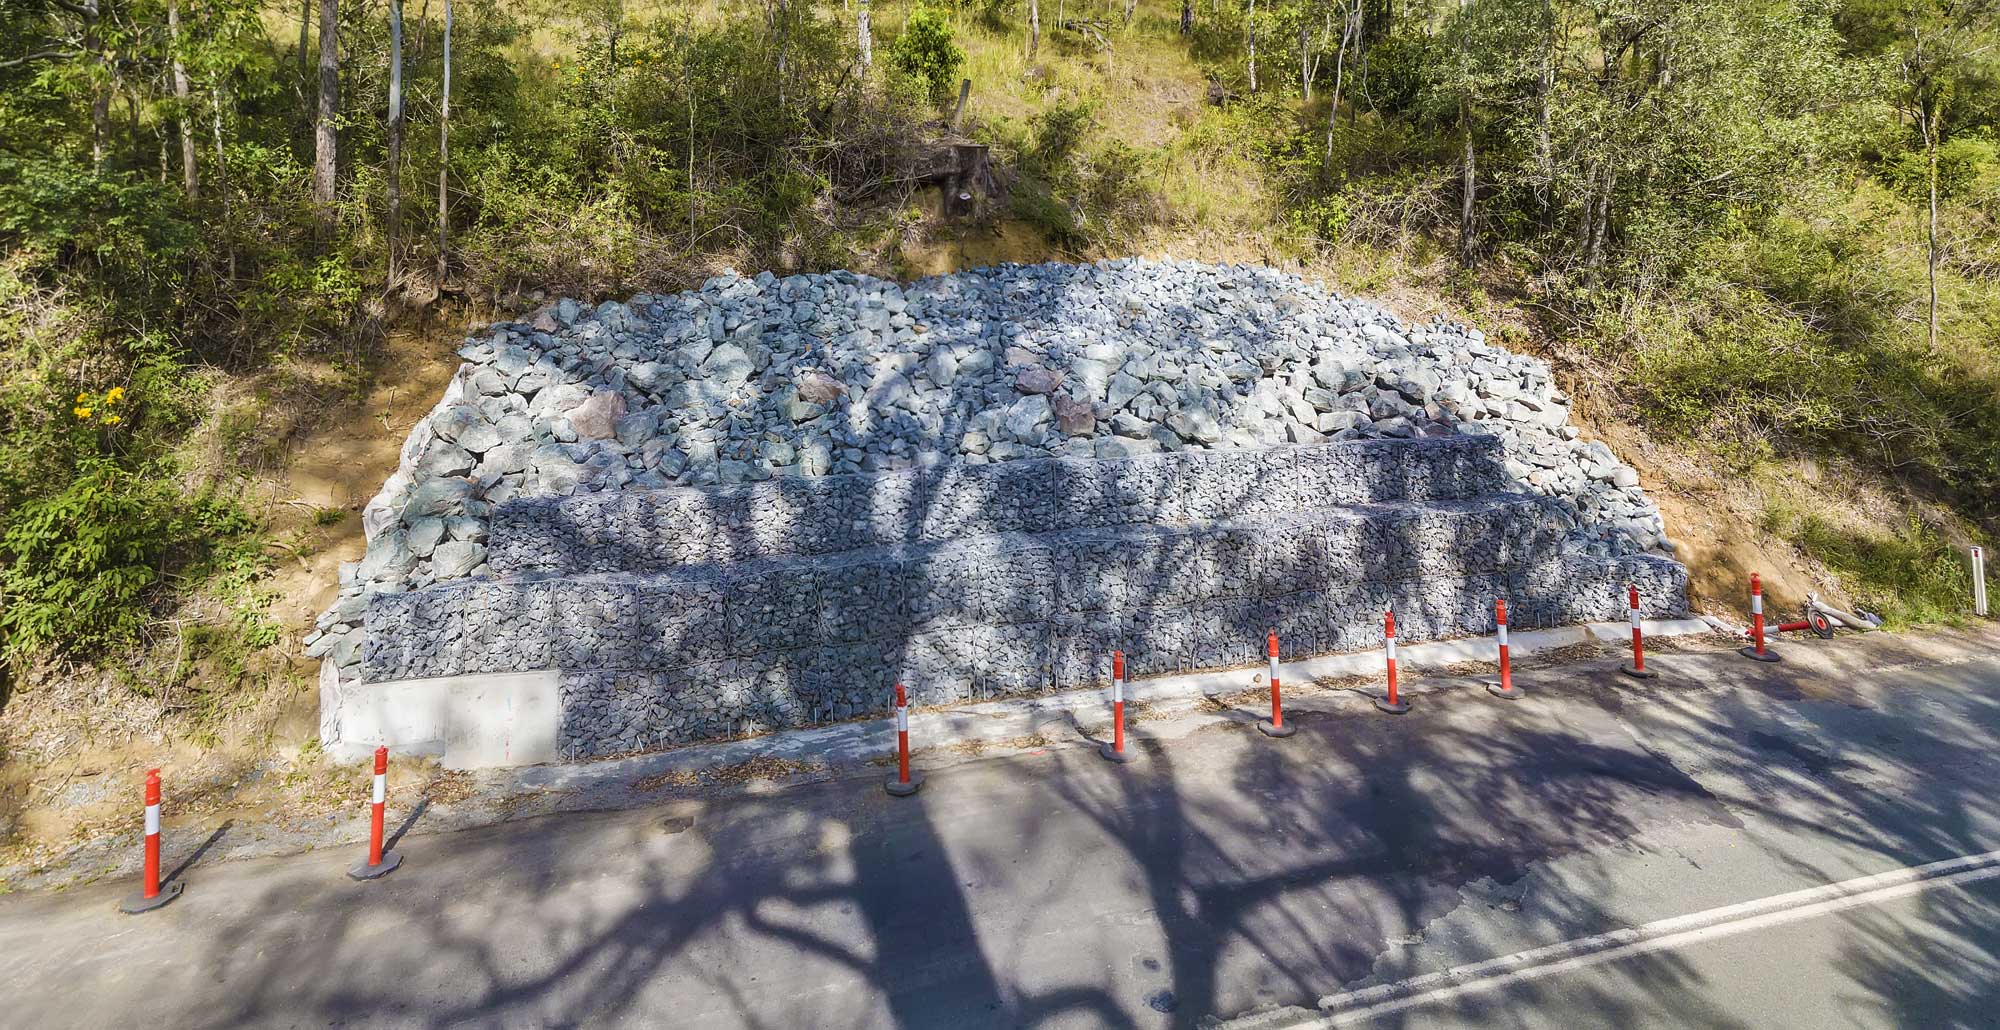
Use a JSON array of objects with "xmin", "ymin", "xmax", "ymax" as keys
[
  {"xmin": 307, "ymin": 258, "xmax": 1677, "ymax": 701},
  {"xmin": 355, "ymin": 437, "xmax": 1684, "ymax": 760}
]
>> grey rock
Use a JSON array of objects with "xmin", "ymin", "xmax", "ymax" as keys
[
  {"xmin": 430, "ymin": 540, "xmax": 485, "ymax": 579},
  {"xmin": 1005, "ymin": 394, "xmax": 1053, "ymax": 441},
  {"xmin": 407, "ymin": 517, "xmax": 447, "ymax": 557}
]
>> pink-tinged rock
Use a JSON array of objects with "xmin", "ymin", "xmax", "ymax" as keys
[
  {"xmin": 1053, "ymin": 393, "xmax": 1096, "ymax": 435},
  {"xmin": 567, "ymin": 390, "xmax": 628, "ymax": 440},
  {"xmin": 795, "ymin": 371, "xmax": 848, "ymax": 405},
  {"xmin": 1016, "ymin": 367, "xmax": 1065, "ymax": 395},
  {"xmin": 532, "ymin": 309, "xmax": 560, "ymax": 333}
]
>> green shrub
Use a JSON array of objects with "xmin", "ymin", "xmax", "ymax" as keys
[
  {"xmin": 0, "ymin": 460, "xmax": 255, "ymax": 662},
  {"xmin": 889, "ymin": 6, "xmax": 965, "ymax": 108},
  {"xmin": 1775, "ymin": 510, "xmax": 1982, "ymax": 628}
]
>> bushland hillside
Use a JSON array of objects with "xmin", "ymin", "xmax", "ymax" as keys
[{"xmin": 0, "ymin": 0, "xmax": 1995, "ymax": 850}]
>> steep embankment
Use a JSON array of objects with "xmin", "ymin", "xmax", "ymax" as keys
[{"xmin": 311, "ymin": 259, "xmax": 1678, "ymax": 701}]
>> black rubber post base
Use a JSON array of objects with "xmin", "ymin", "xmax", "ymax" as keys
[
  {"xmin": 118, "ymin": 879, "xmax": 183, "ymax": 914},
  {"xmin": 884, "ymin": 771, "xmax": 925, "ymax": 797},
  {"xmin": 1485, "ymin": 681, "xmax": 1523, "ymax": 700},
  {"xmin": 1257, "ymin": 720, "xmax": 1298, "ymax": 738},
  {"xmin": 1738, "ymin": 646, "xmax": 1782, "ymax": 664},
  {"xmin": 1374, "ymin": 697, "xmax": 1412, "ymax": 715},
  {"xmin": 1099, "ymin": 741, "xmax": 1137, "ymax": 763},
  {"xmin": 1620, "ymin": 663, "xmax": 1661, "ymax": 680},
  {"xmin": 347, "ymin": 850, "xmax": 403, "ymax": 881}
]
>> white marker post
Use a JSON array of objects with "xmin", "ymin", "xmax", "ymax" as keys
[{"xmin": 1974, "ymin": 546, "xmax": 1989, "ymax": 617}]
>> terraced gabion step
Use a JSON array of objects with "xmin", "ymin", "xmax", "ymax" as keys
[
  {"xmin": 485, "ymin": 435, "xmax": 1511, "ymax": 578},
  {"xmin": 364, "ymin": 489, "xmax": 1673, "ymax": 687},
  {"xmin": 361, "ymin": 535, "xmax": 1681, "ymax": 763}
]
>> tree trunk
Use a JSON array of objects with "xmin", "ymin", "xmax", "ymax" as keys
[
  {"xmin": 300, "ymin": 0, "xmax": 312, "ymax": 83},
  {"xmin": 387, "ymin": 0, "xmax": 405, "ymax": 293},
  {"xmin": 1027, "ymin": 0, "xmax": 1040, "ymax": 59},
  {"xmin": 857, "ymin": 0, "xmax": 871, "ymax": 70},
  {"xmin": 774, "ymin": 0, "xmax": 789, "ymax": 110},
  {"xmin": 169, "ymin": 0, "xmax": 199, "ymax": 198},
  {"xmin": 607, "ymin": 0, "xmax": 622, "ymax": 64},
  {"xmin": 1574, "ymin": 162, "xmax": 1597, "ymax": 263},
  {"xmin": 313, "ymin": 0, "xmax": 339, "ymax": 219},
  {"xmin": 212, "ymin": 80, "xmax": 237, "ymax": 279},
  {"xmin": 1348, "ymin": 0, "xmax": 1365, "ymax": 125},
  {"xmin": 1586, "ymin": 166, "xmax": 1614, "ymax": 271},
  {"xmin": 1124, "ymin": 0, "xmax": 1138, "ymax": 26},
  {"xmin": 1180, "ymin": 0, "xmax": 1191, "ymax": 35},
  {"xmin": 1325, "ymin": 0, "xmax": 1352, "ymax": 157},
  {"xmin": 1923, "ymin": 107, "xmax": 1940, "ymax": 352},
  {"xmin": 1458, "ymin": 95, "xmax": 1475, "ymax": 267},
  {"xmin": 1246, "ymin": 0, "xmax": 1257, "ymax": 92},
  {"xmin": 1534, "ymin": 0, "xmax": 1553, "ymax": 220},
  {"xmin": 437, "ymin": 0, "xmax": 453, "ymax": 283},
  {"xmin": 86, "ymin": 1, "xmax": 109, "ymax": 175},
  {"xmin": 1299, "ymin": 23, "xmax": 1311, "ymax": 100}
]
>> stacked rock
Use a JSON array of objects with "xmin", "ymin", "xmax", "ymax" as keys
[{"xmin": 304, "ymin": 259, "xmax": 1672, "ymax": 685}]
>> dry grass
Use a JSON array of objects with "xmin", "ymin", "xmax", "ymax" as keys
[
  {"xmin": 943, "ymin": 733, "xmax": 1057, "ymax": 757},
  {"xmin": 630, "ymin": 755, "xmax": 828, "ymax": 794},
  {"xmin": 1519, "ymin": 642, "xmax": 1610, "ymax": 666}
]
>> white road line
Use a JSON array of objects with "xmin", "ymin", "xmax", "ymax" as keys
[{"xmin": 1298, "ymin": 848, "xmax": 2000, "ymax": 1027}]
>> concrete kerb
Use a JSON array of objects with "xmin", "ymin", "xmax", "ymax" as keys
[{"xmin": 507, "ymin": 618, "xmax": 1713, "ymax": 797}]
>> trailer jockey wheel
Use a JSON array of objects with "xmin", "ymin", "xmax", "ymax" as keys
[{"xmin": 1808, "ymin": 608, "xmax": 1836, "ymax": 639}]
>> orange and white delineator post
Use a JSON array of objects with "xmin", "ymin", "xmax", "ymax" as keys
[
  {"xmin": 348, "ymin": 746, "xmax": 404, "ymax": 880},
  {"xmin": 119, "ymin": 768, "xmax": 184, "ymax": 913},
  {"xmin": 1100, "ymin": 650, "xmax": 1137, "ymax": 762},
  {"xmin": 1375, "ymin": 609, "xmax": 1411, "ymax": 714},
  {"xmin": 1620, "ymin": 585, "xmax": 1660, "ymax": 679},
  {"xmin": 1258, "ymin": 631, "xmax": 1298, "ymax": 737},
  {"xmin": 885, "ymin": 683, "xmax": 925, "ymax": 796},
  {"xmin": 1739, "ymin": 573, "xmax": 1782, "ymax": 663},
  {"xmin": 1486, "ymin": 599, "xmax": 1522, "ymax": 699}
]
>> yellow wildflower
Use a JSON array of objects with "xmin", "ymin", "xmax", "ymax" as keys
[
  {"xmin": 74, "ymin": 406, "xmax": 92, "ymax": 419},
  {"xmin": 106, "ymin": 386, "xmax": 125, "ymax": 404},
  {"xmin": 103, "ymin": 414, "xmax": 122, "ymax": 426},
  {"xmin": 77, "ymin": 392, "xmax": 88, "ymax": 403}
]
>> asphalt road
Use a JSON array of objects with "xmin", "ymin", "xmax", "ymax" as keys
[{"xmin": 2, "ymin": 629, "xmax": 1997, "ymax": 1029}]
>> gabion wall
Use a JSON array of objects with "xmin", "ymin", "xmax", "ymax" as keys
[{"xmin": 360, "ymin": 436, "xmax": 1687, "ymax": 760}]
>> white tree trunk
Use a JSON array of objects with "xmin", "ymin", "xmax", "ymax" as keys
[
  {"xmin": 858, "ymin": 0, "xmax": 871, "ymax": 70},
  {"xmin": 1246, "ymin": 0, "xmax": 1257, "ymax": 92},
  {"xmin": 437, "ymin": 0, "xmax": 452, "ymax": 281},
  {"xmin": 169, "ymin": 0, "xmax": 199, "ymax": 198},
  {"xmin": 387, "ymin": 0, "xmax": 404, "ymax": 291},
  {"xmin": 313, "ymin": 0, "xmax": 339, "ymax": 217}
]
